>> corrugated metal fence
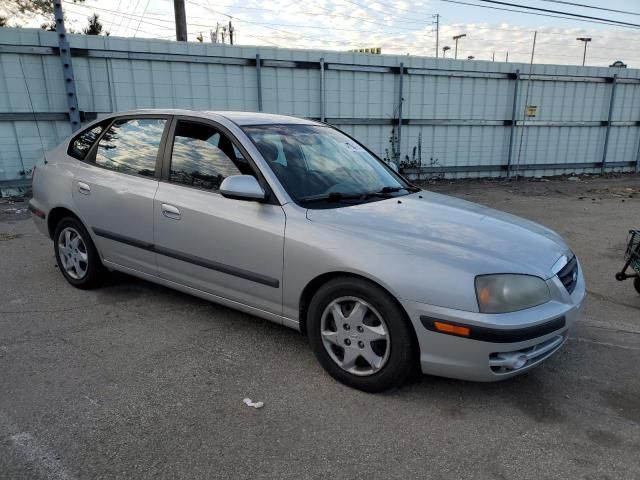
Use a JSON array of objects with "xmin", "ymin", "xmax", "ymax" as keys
[{"xmin": 1, "ymin": 27, "xmax": 640, "ymax": 192}]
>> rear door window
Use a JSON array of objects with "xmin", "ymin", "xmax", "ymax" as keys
[{"xmin": 95, "ymin": 118, "xmax": 166, "ymax": 178}]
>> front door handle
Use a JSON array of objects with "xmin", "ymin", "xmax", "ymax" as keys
[
  {"xmin": 78, "ymin": 182, "xmax": 91, "ymax": 195},
  {"xmin": 161, "ymin": 203, "xmax": 181, "ymax": 220}
]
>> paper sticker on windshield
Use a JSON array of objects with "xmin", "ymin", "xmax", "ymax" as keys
[{"xmin": 343, "ymin": 142, "xmax": 366, "ymax": 152}]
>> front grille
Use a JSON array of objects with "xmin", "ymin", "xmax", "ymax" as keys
[{"xmin": 557, "ymin": 256, "xmax": 578, "ymax": 294}]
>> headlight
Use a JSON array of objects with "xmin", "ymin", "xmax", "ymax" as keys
[{"xmin": 475, "ymin": 274, "xmax": 550, "ymax": 314}]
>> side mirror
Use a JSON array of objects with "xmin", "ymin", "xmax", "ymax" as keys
[{"xmin": 220, "ymin": 175, "xmax": 266, "ymax": 202}]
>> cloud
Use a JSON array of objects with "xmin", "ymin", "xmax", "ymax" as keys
[{"xmin": 13, "ymin": 0, "xmax": 638, "ymax": 67}]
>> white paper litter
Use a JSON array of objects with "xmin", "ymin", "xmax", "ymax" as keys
[{"xmin": 243, "ymin": 398, "xmax": 264, "ymax": 409}]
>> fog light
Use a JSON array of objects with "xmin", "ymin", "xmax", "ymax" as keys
[{"xmin": 509, "ymin": 354, "xmax": 528, "ymax": 370}]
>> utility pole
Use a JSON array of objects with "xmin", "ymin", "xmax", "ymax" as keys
[
  {"xmin": 211, "ymin": 22, "xmax": 220, "ymax": 43},
  {"xmin": 492, "ymin": 51, "xmax": 495, "ymax": 62},
  {"xmin": 453, "ymin": 33, "xmax": 466, "ymax": 60},
  {"xmin": 506, "ymin": 51, "xmax": 509, "ymax": 62},
  {"xmin": 576, "ymin": 37, "xmax": 592, "ymax": 66},
  {"xmin": 442, "ymin": 46, "xmax": 451, "ymax": 58},
  {"xmin": 229, "ymin": 21, "xmax": 234, "ymax": 45},
  {"xmin": 173, "ymin": 0, "xmax": 187, "ymax": 41},
  {"xmin": 433, "ymin": 14, "xmax": 440, "ymax": 59}
]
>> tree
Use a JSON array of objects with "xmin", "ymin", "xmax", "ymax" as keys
[
  {"xmin": 82, "ymin": 13, "xmax": 106, "ymax": 35},
  {"xmin": 40, "ymin": 20, "xmax": 56, "ymax": 31},
  {"xmin": 0, "ymin": 17, "xmax": 8, "ymax": 27},
  {"xmin": 5, "ymin": 0, "xmax": 84, "ymax": 18},
  {"xmin": 5, "ymin": 0, "xmax": 84, "ymax": 29}
]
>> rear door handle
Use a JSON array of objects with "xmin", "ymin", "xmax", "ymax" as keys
[
  {"xmin": 78, "ymin": 182, "xmax": 91, "ymax": 195},
  {"xmin": 161, "ymin": 203, "xmax": 181, "ymax": 220}
]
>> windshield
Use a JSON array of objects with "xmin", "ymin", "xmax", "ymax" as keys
[{"xmin": 243, "ymin": 124, "xmax": 412, "ymax": 207}]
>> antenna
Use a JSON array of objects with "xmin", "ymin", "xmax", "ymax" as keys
[{"xmin": 18, "ymin": 56, "xmax": 45, "ymax": 177}]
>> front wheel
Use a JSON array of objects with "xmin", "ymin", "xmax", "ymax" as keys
[
  {"xmin": 307, "ymin": 277, "xmax": 416, "ymax": 392},
  {"xmin": 635, "ymin": 277, "xmax": 640, "ymax": 295},
  {"xmin": 53, "ymin": 216, "xmax": 105, "ymax": 289}
]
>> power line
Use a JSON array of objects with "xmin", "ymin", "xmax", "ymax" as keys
[
  {"xmin": 472, "ymin": 0, "xmax": 640, "ymax": 28},
  {"xmin": 133, "ymin": 0, "xmax": 152, "ymax": 38},
  {"xmin": 440, "ymin": 0, "xmax": 640, "ymax": 29},
  {"xmin": 59, "ymin": 0, "xmax": 640, "ymax": 64},
  {"xmin": 535, "ymin": 0, "xmax": 640, "ymax": 17},
  {"xmin": 191, "ymin": 0, "xmax": 439, "ymax": 30},
  {"xmin": 191, "ymin": 0, "xmax": 394, "ymax": 46},
  {"xmin": 65, "ymin": 0, "xmax": 383, "ymax": 47},
  {"xmin": 63, "ymin": 2, "xmax": 286, "ymax": 46}
]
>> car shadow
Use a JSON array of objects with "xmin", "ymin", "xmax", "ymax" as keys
[{"xmin": 95, "ymin": 270, "xmax": 570, "ymax": 426}]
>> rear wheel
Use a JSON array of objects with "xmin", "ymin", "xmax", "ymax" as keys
[
  {"xmin": 634, "ymin": 277, "xmax": 640, "ymax": 295},
  {"xmin": 53, "ymin": 217, "xmax": 105, "ymax": 289},
  {"xmin": 307, "ymin": 277, "xmax": 416, "ymax": 392}
]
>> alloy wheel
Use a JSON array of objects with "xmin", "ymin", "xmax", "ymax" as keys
[
  {"xmin": 320, "ymin": 296, "xmax": 390, "ymax": 376},
  {"xmin": 57, "ymin": 227, "xmax": 89, "ymax": 280}
]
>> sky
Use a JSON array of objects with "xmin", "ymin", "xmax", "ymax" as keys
[{"xmin": 3, "ymin": 0, "xmax": 640, "ymax": 67}]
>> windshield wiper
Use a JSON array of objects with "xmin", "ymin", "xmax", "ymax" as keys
[
  {"xmin": 361, "ymin": 186, "xmax": 414, "ymax": 199},
  {"xmin": 298, "ymin": 191, "xmax": 369, "ymax": 204},
  {"xmin": 299, "ymin": 185, "xmax": 419, "ymax": 205}
]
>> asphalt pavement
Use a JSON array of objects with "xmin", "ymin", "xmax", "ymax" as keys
[{"xmin": 1, "ymin": 175, "xmax": 639, "ymax": 479}]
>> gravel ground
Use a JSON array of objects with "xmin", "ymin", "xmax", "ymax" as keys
[{"xmin": 1, "ymin": 175, "xmax": 639, "ymax": 480}]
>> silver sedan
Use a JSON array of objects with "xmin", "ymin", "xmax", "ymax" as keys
[{"xmin": 29, "ymin": 110, "xmax": 585, "ymax": 392}]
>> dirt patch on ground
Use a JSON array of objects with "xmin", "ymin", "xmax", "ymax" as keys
[
  {"xmin": 0, "ymin": 233, "xmax": 23, "ymax": 241},
  {"xmin": 0, "ymin": 197, "xmax": 31, "ymax": 222},
  {"xmin": 418, "ymin": 172, "xmax": 640, "ymax": 202},
  {"xmin": 585, "ymin": 186, "xmax": 640, "ymax": 198}
]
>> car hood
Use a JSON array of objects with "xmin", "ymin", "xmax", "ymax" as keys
[{"xmin": 305, "ymin": 191, "xmax": 569, "ymax": 279}]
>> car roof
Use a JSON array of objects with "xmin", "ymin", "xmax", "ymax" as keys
[{"xmin": 109, "ymin": 109, "xmax": 320, "ymax": 126}]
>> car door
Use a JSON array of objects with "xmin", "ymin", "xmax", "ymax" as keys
[
  {"xmin": 153, "ymin": 117, "xmax": 285, "ymax": 315},
  {"xmin": 71, "ymin": 115, "xmax": 169, "ymax": 275}
]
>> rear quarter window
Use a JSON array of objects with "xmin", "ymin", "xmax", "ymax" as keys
[{"xmin": 68, "ymin": 121, "xmax": 110, "ymax": 160}]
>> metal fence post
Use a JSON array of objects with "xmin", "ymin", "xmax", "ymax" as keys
[
  {"xmin": 635, "ymin": 127, "xmax": 640, "ymax": 174},
  {"xmin": 320, "ymin": 57, "xmax": 325, "ymax": 122},
  {"xmin": 601, "ymin": 74, "xmax": 618, "ymax": 174},
  {"xmin": 397, "ymin": 62, "xmax": 404, "ymax": 163},
  {"xmin": 256, "ymin": 54, "xmax": 263, "ymax": 112},
  {"xmin": 53, "ymin": 1, "xmax": 81, "ymax": 132},
  {"xmin": 506, "ymin": 69, "xmax": 520, "ymax": 178}
]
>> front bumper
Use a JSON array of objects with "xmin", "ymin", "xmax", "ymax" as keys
[{"xmin": 400, "ymin": 262, "xmax": 586, "ymax": 382}]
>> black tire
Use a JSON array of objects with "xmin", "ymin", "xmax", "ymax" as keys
[
  {"xmin": 53, "ymin": 216, "xmax": 105, "ymax": 289},
  {"xmin": 307, "ymin": 277, "xmax": 416, "ymax": 392},
  {"xmin": 635, "ymin": 277, "xmax": 640, "ymax": 295}
]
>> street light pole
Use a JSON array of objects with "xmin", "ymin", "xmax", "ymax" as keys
[
  {"xmin": 452, "ymin": 33, "xmax": 466, "ymax": 59},
  {"xmin": 442, "ymin": 46, "xmax": 451, "ymax": 58},
  {"xmin": 576, "ymin": 37, "xmax": 592, "ymax": 66},
  {"xmin": 433, "ymin": 14, "xmax": 440, "ymax": 59}
]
